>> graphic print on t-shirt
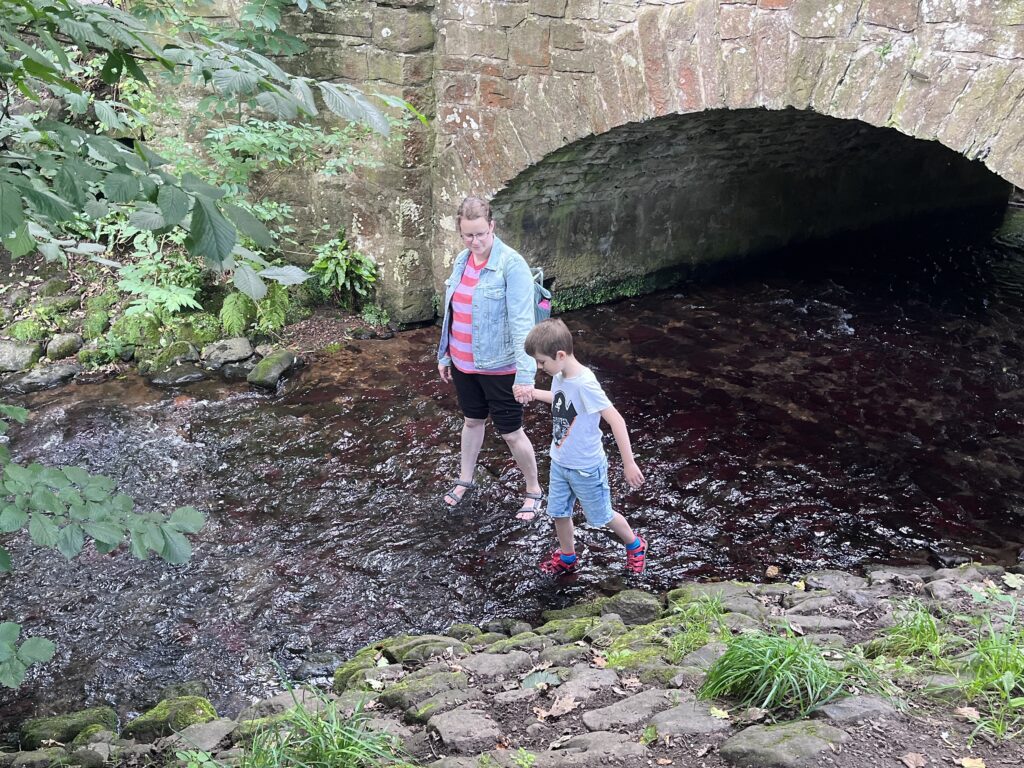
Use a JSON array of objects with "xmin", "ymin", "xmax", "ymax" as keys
[{"xmin": 552, "ymin": 391, "xmax": 578, "ymax": 448}]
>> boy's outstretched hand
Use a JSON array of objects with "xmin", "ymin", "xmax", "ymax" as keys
[{"xmin": 623, "ymin": 461, "xmax": 645, "ymax": 489}]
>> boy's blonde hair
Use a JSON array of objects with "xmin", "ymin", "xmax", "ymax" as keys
[{"xmin": 525, "ymin": 318, "xmax": 573, "ymax": 359}]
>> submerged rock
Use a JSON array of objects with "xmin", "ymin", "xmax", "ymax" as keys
[
  {"xmin": 202, "ymin": 338, "xmax": 254, "ymax": 368},
  {"xmin": 247, "ymin": 349, "xmax": 296, "ymax": 390},
  {"xmin": 2, "ymin": 363, "xmax": 79, "ymax": 394},
  {"xmin": 149, "ymin": 364, "xmax": 207, "ymax": 387}
]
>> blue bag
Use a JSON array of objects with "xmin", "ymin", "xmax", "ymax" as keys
[{"xmin": 532, "ymin": 267, "xmax": 552, "ymax": 324}]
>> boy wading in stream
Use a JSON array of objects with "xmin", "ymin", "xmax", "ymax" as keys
[{"xmin": 516, "ymin": 318, "xmax": 648, "ymax": 575}]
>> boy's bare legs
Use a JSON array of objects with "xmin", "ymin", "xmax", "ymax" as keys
[
  {"xmin": 607, "ymin": 513, "xmax": 638, "ymax": 546},
  {"xmin": 501, "ymin": 427, "xmax": 544, "ymax": 518},
  {"xmin": 553, "ymin": 517, "xmax": 576, "ymax": 554},
  {"xmin": 446, "ymin": 417, "xmax": 486, "ymax": 505}
]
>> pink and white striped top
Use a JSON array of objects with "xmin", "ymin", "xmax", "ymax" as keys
[{"xmin": 449, "ymin": 258, "xmax": 516, "ymax": 375}]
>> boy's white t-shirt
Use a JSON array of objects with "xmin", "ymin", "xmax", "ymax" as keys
[{"xmin": 549, "ymin": 366, "xmax": 612, "ymax": 469}]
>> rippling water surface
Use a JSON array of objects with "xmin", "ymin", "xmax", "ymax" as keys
[{"xmin": 2, "ymin": 228, "xmax": 1024, "ymax": 724}]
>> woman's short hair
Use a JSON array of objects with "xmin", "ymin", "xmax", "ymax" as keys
[
  {"xmin": 525, "ymin": 318, "xmax": 573, "ymax": 359},
  {"xmin": 456, "ymin": 196, "xmax": 492, "ymax": 226}
]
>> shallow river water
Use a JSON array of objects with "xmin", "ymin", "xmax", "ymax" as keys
[{"xmin": 2, "ymin": 227, "xmax": 1024, "ymax": 724}]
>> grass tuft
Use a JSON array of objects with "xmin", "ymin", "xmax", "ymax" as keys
[{"xmin": 698, "ymin": 631, "xmax": 846, "ymax": 716}]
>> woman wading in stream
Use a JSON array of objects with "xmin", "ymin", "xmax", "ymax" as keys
[{"xmin": 436, "ymin": 196, "xmax": 545, "ymax": 519}]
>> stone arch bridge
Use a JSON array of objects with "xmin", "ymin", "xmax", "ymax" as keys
[{"xmin": 284, "ymin": 0, "xmax": 1024, "ymax": 322}]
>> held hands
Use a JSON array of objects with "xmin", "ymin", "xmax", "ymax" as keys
[
  {"xmin": 512, "ymin": 384, "xmax": 534, "ymax": 404},
  {"xmin": 438, "ymin": 364, "xmax": 452, "ymax": 383},
  {"xmin": 623, "ymin": 460, "xmax": 645, "ymax": 490}
]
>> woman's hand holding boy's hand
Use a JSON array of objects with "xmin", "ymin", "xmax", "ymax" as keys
[
  {"xmin": 623, "ymin": 461, "xmax": 645, "ymax": 489},
  {"xmin": 512, "ymin": 384, "xmax": 534, "ymax": 404}
]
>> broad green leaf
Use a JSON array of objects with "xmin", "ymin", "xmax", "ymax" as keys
[
  {"xmin": 54, "ymin": 166, "xmax": 86, "ymax": 208},
  {"xmin": 84, "ymin": 199, "xmax": 109, "ymax": 220},
  {"xmin": 290, "ymin": 79, "xmax": 317, "ymax": 116},
  {"xmin": 93, "ymin": 101, "xmax": 124, "ymax": 131},
  {"xmin": 62, "ymin": 466, "xmax": 92, "ymax": 487},
  {"xmin": 188, "ymin": 197, "xmax": 236, "ymax": 266},
  {"xmin": 0, "ymin": 658, "xmax": 27, "ymax": 689},
  {"xmin": 223, "ymin": 204, "xmax": 273, "ymax": 249},
  {"xmin": 0, "ymin": 506, "xmax": 27, "ymax": 533},
  {"xmin": 160, "ymin": 526, "xmax": 192, "ymax": 564},
  {"xmin": 0, "ymin": 624, "xmax": 19, "ymax": 645},
  {"xmin": 180, "ymin": 174, "xmax": 224, "ymax": 200},
  {"xmin": 212, "ymin": 68, "xmax": 260, "ymax": 96},
  {"xmin": 232, "ymin": 262, "xmax": 267, "ymax": 301},
  {"xmin": 0, "ymin": 182, "xmax": 24, "ymax": 237},
  {"xmin": 56, "ymin": 524, "xmax": 84, "ymax": 559},
  {"xmin": 17, "ymin": 637, "xmax": 55, "ymax": 665},
  {"xmin": 260, "ymin": 265, "xmax": 310, "ymax": 286},
  {"xmin": 0, "ymin": 405, "xmax": 28, "ymax": 423},
  {"xmin": 3, "ymin": 224, "xmax": 35, "ymax": 258},
  {"xmin": 169, "ymin": 506, "xmax": 204, "ymax": 534},
  {"xmin": 128, "ymin": 205, "xmax": 166, "ymax": 231},
  {"xmin": 27, "ymin": 513, "xmax": 59, "ymax": 548},
  {"xmin": 103, "ymin": 173, "xmax": 140, "ymax": 203},
  {"xmin": 141, "ymin": 523, "xmax": 164, "ymax": 553},
  {"xmin": 82, "ymin": 522, "xmax": 124, "ymax": 547},
  {"xmin": 254, "ymin": 90, "xmax": 298, "ymax": 120},
  {"xmin": 29, "ymin": 487, "xmax": 63, "ymax": 515},
  {"xmin": 157, "ymin": 185, "xmax": 191, "ymax": 227},
  {"xmin": 99, "ymin": 51, "xmax": 124, "ymax": 85},
  {"xmin": 39, "ymin": 468, "xmax": 71, "ymax": 490}
]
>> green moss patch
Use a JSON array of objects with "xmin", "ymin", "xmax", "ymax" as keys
[
  {"xmin": 21, "ymin": 707, "xmax": 117, "ymax": 748},
  {"xmin": 121, "ymin": 695, "xmax": 217, "ymax": 742},
  {"xmin": 8, "ymin": 319, "xmax": 48, "ymax": 342}
]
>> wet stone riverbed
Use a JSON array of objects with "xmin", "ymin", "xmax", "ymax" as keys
[{"xmin": 1, "ymin": 228, "xmax": 1024, "ymax": 724}]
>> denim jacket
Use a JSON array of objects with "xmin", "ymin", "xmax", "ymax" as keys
[{"xmin": 437, "ymin": 236, "xmax": 537, "ymax": 387}]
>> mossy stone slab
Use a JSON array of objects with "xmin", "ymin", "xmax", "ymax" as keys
[
  {"xmin": 22, "ymin": 708, "xmax": 117, "ymax": 749},
  {"xmin": 121, "ymin": 696, "xmax": 217, "ymax": 742}
]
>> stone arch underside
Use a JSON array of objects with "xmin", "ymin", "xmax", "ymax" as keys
[
  {"xmin": 489, "ymin": 108, "xmax": 1010, "ymax": 309},
  {"xmin": 430, "ymin": 0, "xmax": 1024, "ymax": 318}
]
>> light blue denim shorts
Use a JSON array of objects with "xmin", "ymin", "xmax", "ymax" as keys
[{"xmin": 548, "ymin": 459, "xmax": 614, "ymax": 527}]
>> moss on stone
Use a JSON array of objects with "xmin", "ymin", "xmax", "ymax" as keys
[
  {"xmin": 377, "ymin": 671, "xmax": 468, "ymax": 711},
  {"xmin": 8, "ymin": 318, "xmax": 48, "ymax": 342},
  {"xmin": 121, "ymin": 696, "xmax": 217, "ymax": 742},
  {"xmin": 81, "ymin": 310, "xmax": 110, "ymax": 341},
  {"xmin": 534, "ymin": 617, "xmax": 599, "ymax": 643},
  {"xmin": 540, "ymin": 599, "xmax": 607, "ymax": 622},
  {"xmin": 150, "ymin": 341, "xmax": 197, "ymax": 371},
  {"xmin": 382, "ymin": 635, "xmax": 469, "ymax": 663},
  {"xmin": 168, "ymin": 313, "xmax": 221, "ymax": 346},
  {"xmin": 485, "ymin": 632, "xmax": 552, "ymax": 654},
  {"xmin": 332, "ymin": 648, "xmax": 382, "ymax": 694},
  {"xmin": 68, "ymin": 725, "xmax": 107, "ymax": 749},
  {"xmin": 232, "ymin": 715, "xmax": 287, "ymax": 744},
  {"xmin": 84, "ymin": 292, "xmax": 118, "ymax": 312},
  {"xmin": 110, "ymin": 313, "xmax": 161, "ymax": 347},
  {"xmin": 447, "ymin": 623, "xmax": 482, "ymax": 640},
  {"xmin": 21, "ymin": 708, "xmax": 117, "ymax": 749}
]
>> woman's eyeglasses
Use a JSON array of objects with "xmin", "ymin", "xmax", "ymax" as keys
[{"xmin": 461, "ymin": 231, "xmax": 491, "ymax": 242}]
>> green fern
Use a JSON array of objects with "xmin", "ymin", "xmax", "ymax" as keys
[
  {"xmin": 220, "ymin": 292, "xmax": 257, "ymax": 336},
  {"xmin": 255, "ymin": 282, "xmax": 289, "ymax": 333}
]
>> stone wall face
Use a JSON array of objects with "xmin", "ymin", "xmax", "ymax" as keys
[
  {"xmin": 279, "ymin": 1, "xmax": 1024, "ymax": 322},
  {"xmin": 280, "ymin": 1, "xmax": 438, "ymax": 322},
  {"xmin": 428, "ymin": 0, "xmax": 1024, "ymax": 319}
]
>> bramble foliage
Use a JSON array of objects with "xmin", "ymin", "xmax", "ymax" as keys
[
  {"xmin": 220, "ymin": 291, "xmax": 256, "ymax": 337},
  {"xmin": 0, "ymin": 0, "xmax": 402, "ymax": 267}
]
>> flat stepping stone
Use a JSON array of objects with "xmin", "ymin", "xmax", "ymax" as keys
[
  {"xmin": 406, "ymin": 687, "xmax": 485, "ymax": 723},
  {"xmin": 773, "ymin": 615, "xmax": 855, "ymax": 632},
  {"xmin": 149, "ymin": 363, "xmax": 207, "ymax": 386},
  {"xmin": 427, "ymin": 707, "xmax": 501, "ymax": 754},
  {"xmin": 558, "ymin": 664, "xmax": 619, "ymax": 702},
  {"xmin": 159, "ymin": 718, "xmax": 237, "ymax": 752},
  {"xmin": 720, "ymin": 595, "xmax": 768, "ymax": 619},
  {"xmin": 811, "ymin": 694, "xmax": 897, "ymax": 724},
  {"xmin": 650, "ymin": 692, "xmax": 732, "ymax": 736},
  {"xmin": 784, "ymin": 595, "xmax": 838, "ymax": 615},
  {"xmin": 458, "ymin": 650, "xmax": 532, "ymax": 679},
  {"xmin": 601, "ymin": 589, "xmax": 663, "ymax": 625},
  {"xmin": 720, "ymin": 720, "xmax": 850, "ymax": 767},
  {"xmin": 582, "ymin": 688, "xmax": 675, "ymax": 731},
  {"xmin": 803, "ymin": 570, "xmax": 866, "ymax": 591}
]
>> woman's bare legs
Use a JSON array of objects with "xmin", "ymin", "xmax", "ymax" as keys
[{"xmin": 502, "ymin": 427, "xmax": 543, "ymax": 520}]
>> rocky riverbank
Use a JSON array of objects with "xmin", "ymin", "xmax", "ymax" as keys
[{"xmin": 9, "ymin": 564, "xmax": 1024, "ymax": 768}]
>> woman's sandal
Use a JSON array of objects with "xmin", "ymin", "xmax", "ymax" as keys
[
  {"xmin": 515, "ymin": 491, "xmax": 545, "ymax": 521},
  {"xmin": 443, "ymin": 479, "xmax": 477, "ymax": 507}
]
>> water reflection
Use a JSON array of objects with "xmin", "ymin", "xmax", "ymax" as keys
[{"xmin": 1, "ymin": 230, "xmax": 1023, "ymax": 722}]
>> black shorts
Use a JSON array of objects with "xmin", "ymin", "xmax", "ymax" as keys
[{"xmin": 451, "ymin": 366, "xmax": 524, "ymax": 435}]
